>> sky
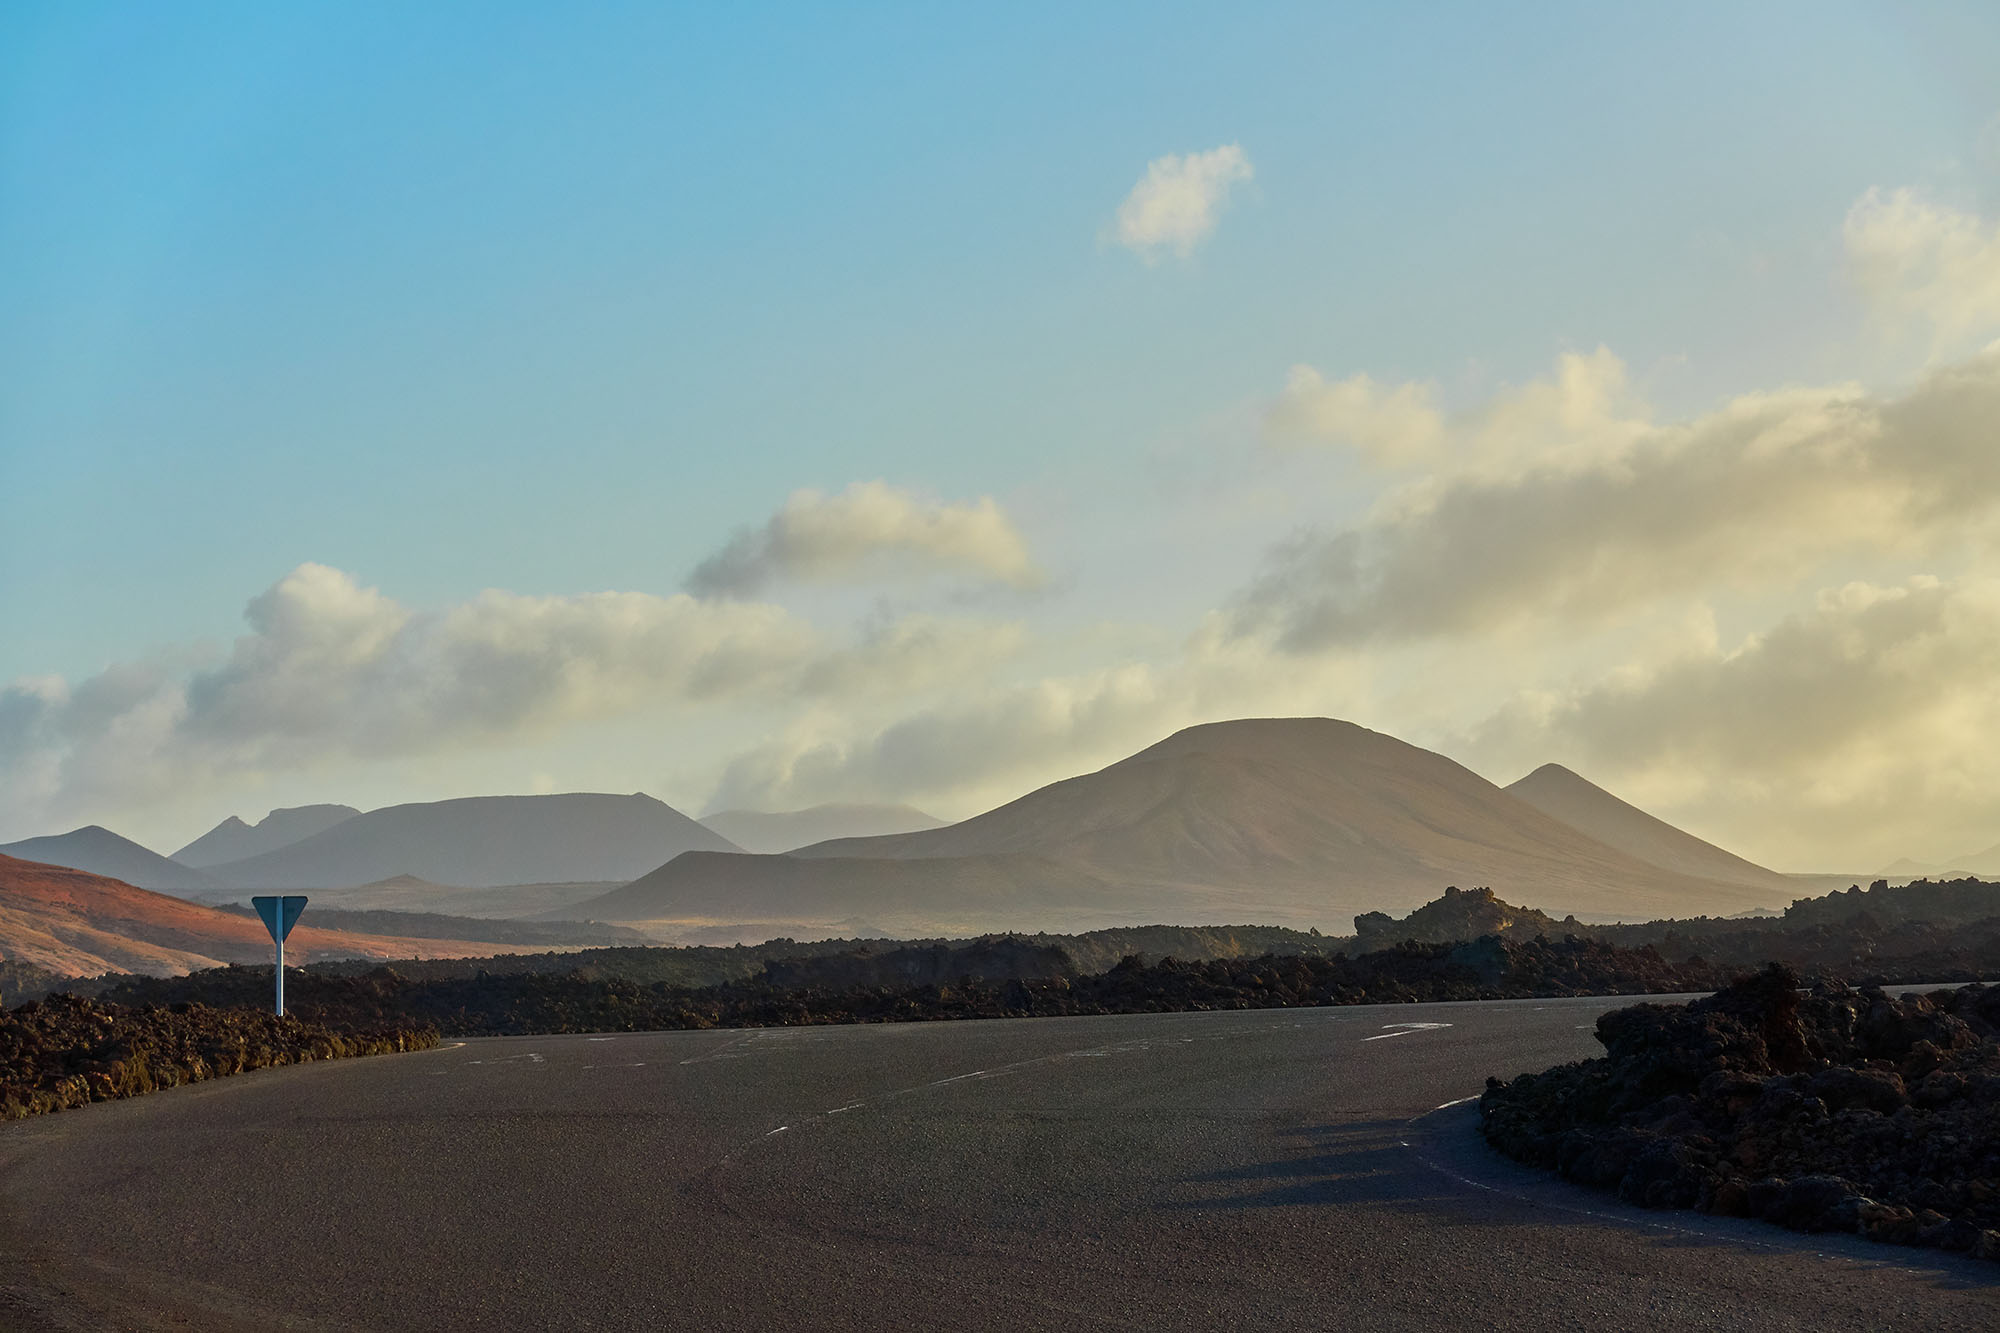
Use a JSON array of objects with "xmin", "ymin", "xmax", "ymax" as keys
[{"xmin": 5, "ymin": 1, "xmax": 2000, "ymax": 870}]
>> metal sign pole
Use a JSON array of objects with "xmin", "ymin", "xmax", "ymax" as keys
[{"xmin": 251, "ymin": 896, "xmax": 309, "ymax": 1018}]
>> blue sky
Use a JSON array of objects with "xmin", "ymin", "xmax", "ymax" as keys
[{"xmin": 5, "ymin": 3, "xmax": 2000, "ymax": 867}]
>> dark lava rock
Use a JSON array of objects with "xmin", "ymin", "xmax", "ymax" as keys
[
  {"xmin": 1, "ymin": 992, "xmax": 436, "ymax": 1121},
  {"xmin": 1481, "ymin": 965, "xmax": 2000, "ymax": 1262}
]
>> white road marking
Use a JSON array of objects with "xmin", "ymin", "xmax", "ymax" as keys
[
  {"xmin": 765, "ymin": 1126, "xmax": 789, "ymax": 1136},
  {"xmin": 928, "ymin": 1069, "xmax": 990, "ymax": 1086},
  {"xmin": 828, "ymin": 1102, "xmax": 865, "ymax": 1114},
  {"xmin": 1433, "ymin": 1095, "xmax": 1479, "ymax": 1110},
  {"xmin": 1363, "ymin": 1022, "xmax": 1453, "ymax": 1042}
]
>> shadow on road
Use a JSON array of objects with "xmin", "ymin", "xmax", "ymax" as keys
[{"xmin": 1170, "ymin": 1105, "xmax": 1999, "ymax": 1294}]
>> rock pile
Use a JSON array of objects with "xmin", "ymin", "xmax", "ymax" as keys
[
  {"xmin": 1481, "ymin": 965, "xmax": 2000, "ymax": 1261},
  {"xmin": 1, "ymin": 992, "xmax": 437, "ymax": 1121}
]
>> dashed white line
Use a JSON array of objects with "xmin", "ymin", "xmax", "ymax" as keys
[{"xmin": 1363, "ymin": 1022, "xmax": 1453, "ymax": 1042}]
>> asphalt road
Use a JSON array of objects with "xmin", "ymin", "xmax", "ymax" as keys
[{"xmin": 1, "ymin": 997, "xmax": 1994, "ymax": 1331}]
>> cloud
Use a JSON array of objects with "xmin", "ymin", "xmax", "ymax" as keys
[
  {"xmin": 686, "ymin": 481, "xmax": 1043, "ymax": 598},
  {"xmin": 1110, "ymin": 144, "xmax": 1253, "ymax": 261},
  {"xmin": 1844, "ymin": 187, "xmax": 2000, "ymax": 349},
  {"xmin": 704, "ymin": 622, "xmax": 1365, "ymax": 815},
  {"xmin": 1267, "ymin": 367, "xmax": 1447, "ymax": 467},
  {"xmin": 0, "ymin": 564, "xmax": 1027, "ymax": 837},
  {"xmin": 1266, "ymin": 348, "xmax": 1644, "ymax": 473},
  {"xmin": 1462, "ymin": 576, "xmax": 2000, "ymax": 867},
  {"xmin": 1235, "ymin": 345, "xmax": 2000, "ymax": 650}
]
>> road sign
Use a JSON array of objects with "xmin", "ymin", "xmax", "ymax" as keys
[{"xmin": 250, "ymin": 895, "xmax": 309, "ymax": 1016}]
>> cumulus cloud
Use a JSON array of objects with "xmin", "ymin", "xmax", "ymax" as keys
[
  {"xmin": 704, "ymin": 623, "xmax": 1365, "ymax": 814},
  {"xmin": 1236, "ymin": 346, "xmax": 2000, "ymax": 650},
  {"xmin": 1110, "ymin": 144, "xmax": 1253, "ymax": 261},
  {"xmin": 0, "ymin": 564, "xmax": 1027, "ymax": 837},
  {"xmin": 1267, "ymin": 367, "xmax": 1447, "ymax": 467},
  {"xmin": 1266, "ymin": 348, "xmax": 1645, "ymax": 473},
  {"xmin": 686, "ymin": 481, "xmax": 1042, "ymax": 598},
  {"xmin": 1845, "ymin": 187, "xmax": 2000, "ymax": 348},
  {"xmin": 1463, "ymin": 576, "xmax": 2000, "ymax": 867}
]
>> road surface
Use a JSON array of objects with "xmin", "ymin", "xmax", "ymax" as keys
[{"xmin": 1, "ymin": 996, "xmax": 1994, "ymax": 1330}]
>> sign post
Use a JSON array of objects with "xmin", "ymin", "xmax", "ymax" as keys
[{"xmin": 251, "ymin": 895, "xmax": 308, "ymax": 1016}]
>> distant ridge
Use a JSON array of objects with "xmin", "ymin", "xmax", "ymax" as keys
[
  {"xmin": 580, "ymin": 717, "xmax": 1789, "ymax": 938},
  {"xmin": 174, "ymin": 804, "xmax": 360, "ymax": 868},
  {"xmin": 0, "ymin": 826, "xmax": 216, "ymax": 894},
  {"xmin": 1503, "ymin": 763, "xmax": 1795, "ymax": 892},
  {"xmin": 699, "ymin": 803, "xmax": 947, "ymax": 854},
  {"xmin": 205, "ymin": 792, "xmax": 741, "ymax": 889}
]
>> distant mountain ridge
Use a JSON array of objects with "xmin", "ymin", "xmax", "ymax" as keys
[
  {"xmin": 204, "ymin": 792, "xmax": 740, "ymax": 889},
  {"xmin": 579, "ymin": 717, "xmax": 1790, "ymax": 938},
  {"xmin": 174, "ymin": 804, "xmax": 360, "ymax": 868},
  {"xmin": 1503, "ymin": 763, "xmax": 1796, "ymax": 892},
  {"xmin": 0, "ymin": 826, "xmax": 216, "ymax": 893},
  {"xmin": 698, "ymin": 803, "xmax": 947, "ymax": 854}
]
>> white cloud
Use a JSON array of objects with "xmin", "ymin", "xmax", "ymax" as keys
[
  {"xmin": 686, "ymin": 481, "xmax": 1043, "ymax": 598},
  {"xmin": 1267, "ymin": 367, "xmax": 1447, "ymax": 467},
  {"xmin": 1844, "ymin": 187, "xmax": 2000, "ymax": 349},
  {"xmin": 0, "ymin": 564, "xmax": 1028, "ymax": 839},
  {"xmin": 1267, "ymin": 347, "xmax": 1645, "ymax": 473},
  {"xmin": 705, "ymin": 622, "xmax": 1366, "ymax": 815},
  {"xmin": 1110, "ymin": 144, "xmax": 1253, "ymax": 262},
  {"xmin": 1236, "ymin": 345, "xmax": 2000, "ymax": 649},
  {"xmin": 1462, "ymin": 576, "xmax": 2000, "ymax": 868}
]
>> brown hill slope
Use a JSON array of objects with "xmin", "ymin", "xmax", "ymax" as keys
[
  {"xmin": 1503, "ymin": 763, "xmax": 1796, "ymax": 891},
  {"xmin": 0, "ymin": 854, "xmax": 517, "ymax": 977},
  {"xmin": 580, "ymin": 718, "xmax": 1787, "ymax": 938}
]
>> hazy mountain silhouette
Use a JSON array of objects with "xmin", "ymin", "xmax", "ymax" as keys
[
  {"xmin": 698, "ymin": 803, "xmax": 947, "ymax": 854},
  {"xmin": 0, "ymin": 853, "xmax": 509, "ymax": 976},
  {"xmin": 579, "ymin": 718, "xmax": 1788, "ymax": 937},
  {"xmin": 205, "ymin": 792, "xmax": 740, "ymax": 889},
  {"xmin": 1503, "ymin": 763, "xmax": 1796, "ymax": 892},
  {"xmin": 0, "ymin": 826, "xmax": 217, "ymax": 893},
  {"xmin": 173, "ymin": 804, "xmax": 360, "ymax": 868}
]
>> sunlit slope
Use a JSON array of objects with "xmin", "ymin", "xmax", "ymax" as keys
[
  {"xmin": 0, "ymin": 854, "xmax": 505, "ymax": 976},
  {"xmin": 586, "ymin": 718, "xmax": 1788, "ymax": 934},
  {"xmin": 1504, "ymin": 763, "xmax": 1798, "ymax": 892},
  {"xmin": 0, "ymin": 826, "xmax": 218, "ymax": 894},
  {"xmin": 206, "ymin": 793, "xmax": 741, "ymax": 890}
]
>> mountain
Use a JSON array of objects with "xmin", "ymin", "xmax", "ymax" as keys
[
  {"xmin": 578, "ymin": 718, "xmax": 1790, "ymax": 939},
  {"xmin": 1502, "ymin": 763, "xmax": 1796, "ymax": 892},
  {"xmin": 173, "ymin": 804, "xmax": 360, "ymax": 868},
  {"xmin": 698, "ymin": 803, "xmax": 948, "ymax": 854},
  {"xmin": 205, "ymin": 792, "xmax": 741, "ymax": 890},
  {"xmin": 205, "ymin": 874, "xmax": 629, "ymax": 922},
  {"xmin": 0, "ymin": 854, "xmax": 511, "ymax": 976},
  {"xmin": 0, "ymin": 826, "xmax": 217, "ymax": 893}
]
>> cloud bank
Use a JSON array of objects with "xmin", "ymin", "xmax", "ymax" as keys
[
  {"xmin": 1111, "ymin": 144, "xmax": 1253, "ymax": 261},
  {"xmin": 1239, "ymin": 346, "xmax": 2000, "ymax": 649},
  {"xmin": 0, "ymin": 564, "xmax": 1022, "ymax": 837},
  {"xmin": 686, "ymin": 481, "xmax": 1042, "ymax": 597}
]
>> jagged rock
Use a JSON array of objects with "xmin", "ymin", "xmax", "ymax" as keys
[{"xmin": 1481, "ymin": 966, "xmax": 2000, "ymax": 1262}]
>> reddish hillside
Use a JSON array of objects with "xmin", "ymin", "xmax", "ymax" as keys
[{"xmin": 0, "ymin": 854, "xmax": 509, "ymax": 978}]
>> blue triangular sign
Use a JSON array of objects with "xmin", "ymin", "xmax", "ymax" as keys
[{"xmin": 251, "ymin": 895, "xmax": 308, "ymax": 942}]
